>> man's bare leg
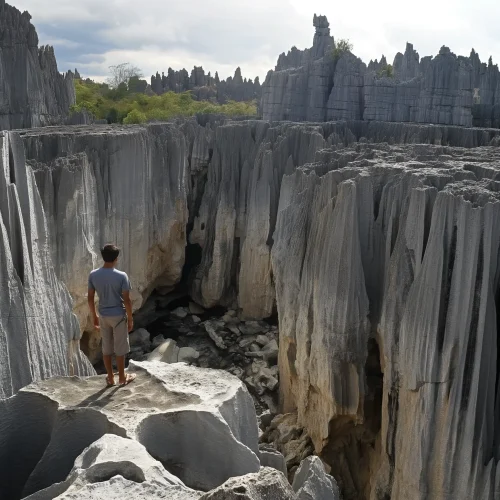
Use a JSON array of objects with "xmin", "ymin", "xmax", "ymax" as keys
[
  {"xmin": 103, "ymin": 354, "xmax": 115, "ymax": 385},
  {"xmin": 116, "ymin": 355, "xmax": 136, "ymax": 386},
  {"xmin": 116, "ymin": 355, "xmax": 126, "ymax": 383}
]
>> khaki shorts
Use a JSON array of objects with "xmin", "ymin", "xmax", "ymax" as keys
[{"xmin": 100, "ymin": 315, "xmax": 130, "ymax": 356}]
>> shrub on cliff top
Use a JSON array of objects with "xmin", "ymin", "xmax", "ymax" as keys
[
  {"xmin": 123, "ymin": 109, "xmax": 147, "ymax": 124},
  {"xmin": 332, "ymin": 38, "xmax": 353, "ymax": 60}
]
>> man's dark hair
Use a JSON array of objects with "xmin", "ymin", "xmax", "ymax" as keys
[{"xmin": 101, "ymin": 244, "xmax": 120, "ymax": 263}]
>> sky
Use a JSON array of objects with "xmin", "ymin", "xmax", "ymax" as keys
[{"xmin": 12, "ymin": 0, "xmax": 500, "ymax": 83}]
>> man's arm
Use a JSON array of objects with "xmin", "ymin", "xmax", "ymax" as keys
[
  {"xmin": 88, "ymin": 289, "xmax": 100, "ymax": 330},
  {"xmin": 122, "ymin": 290, "xmax": 134, "ymax": 333}
]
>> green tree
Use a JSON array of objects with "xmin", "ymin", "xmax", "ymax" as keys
[
  {"xmin": 378, "ymin": 64, "xmax": 394, "ymax": 78},
  {"xmin": 123, "ymin": 109, "xmax": 147, "ymax": 124},
  {"xmin": 332, "ymin": 39, "xmax": 353, "ymax": 60}
]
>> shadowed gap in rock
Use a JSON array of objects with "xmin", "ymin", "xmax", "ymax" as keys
[{"xmin": 321, "ymin": 336, "xmax": 383, "ymax": 500}]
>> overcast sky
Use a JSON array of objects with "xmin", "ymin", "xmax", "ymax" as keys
[{"xmin": 13, "ymin": 0, "xmax": 500, "ymax": 83}]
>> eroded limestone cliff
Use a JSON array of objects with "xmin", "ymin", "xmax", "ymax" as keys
[
  {"xmin": 261, "ymin": 15, "xmax": 500, "ymax": 129},
  {"xmin": 0, "ymin": 131, "xmax": 94, "ymax": 399},
  {"xmin": 0, "ymin": 1, "xmax": 75, "ymax": 130},
  {"xmin": 3, "ymin": 118, "xmax": 500, "ymax": 499}
]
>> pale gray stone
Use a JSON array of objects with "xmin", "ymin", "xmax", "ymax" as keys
[
  {"xmin": 178, "ymin": 347, "xmax": 200, "ymax": 363},
  {"xmin": 255, "ymin": 335, "xmax": 270, "ymax": 347},
  {"xmin": 292, "ymin": 456, "xmax": 340, "ymax": 500},
  {"xmin": 199, "ymin": 467, "xmax": 296, "ymax": 499},
  {"xmin": 129, "ymin": 328, "xmax": 151, "ymax": 349},
  {"xmin": 0, "ymin": 132, "xmax": 94, "ymax": 400},
  {"xmin": 152, "ymin": 334, "xmax": 167, "ymax": 348},
  {"xmin": 204, "ymin": 321, "xmax": 227, "ymax": 349},
  {"xmin": 172, "ymin": 307, "xmax": 189, "ymax": 319},
  {"xmin": 258, "ymin": 445, "xmax": 288, "ymax": 476},
  {"xmin": 0, "ymin": 361, "xmax": 260, "ymax": 497},
  {"xmin": 25, "ymin": 434, "xmax": 196, "ymax": 499},
  {"xmin": 148, "ymin": 340, "xmax": 180, "ymax": 363}
]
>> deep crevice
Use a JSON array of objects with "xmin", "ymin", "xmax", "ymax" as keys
[
  {"xmin": 437, "ymin": 225, "xmax": 457, "ymax": 353},
  {"xmin": 321, "ymin": 337, "xmax": 383, "ymax": 500}
]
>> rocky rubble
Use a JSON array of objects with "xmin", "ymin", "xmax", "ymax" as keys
[
  {"xmin": 0, "ymin": 1, "xmax": 75, "ymax": 130},
  {"xmin": 262, "ymin": 14, "xmax": 500, "ymax": 128},
  {"xmin": 124, "ymin": 300, "xmax": 281, "ymax": 417},
  {"xmin": 1, "ymin": 361, "xmax": 338, "ymax": 500}
]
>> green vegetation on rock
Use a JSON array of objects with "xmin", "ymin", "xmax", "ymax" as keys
[
  {"xmin": 378, "ymin": 64, "xmax": 394, "ymax": 78},
  {"xmin": 70, "ymin": 78, "xmax": 258, "ymax": 124},
  {"xmin": 332, "ymin": 38, "xmax": 353, "ymax": 60}
]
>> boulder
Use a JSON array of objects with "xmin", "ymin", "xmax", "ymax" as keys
[
  {"xmin": 152, "ymin": 334, "xmax": 166, "ymax": 348},
  {"xmin": 129, "ymin": 328, "xmax": 151, "ymax": 350},
  {"xmin": 199, "ymin": 467, "xmax": 296, "ymax": 499},
  {"xmin": 172, "ymin": 307, "xmax": 189, "ymax": 319},
  {"xmin": 239, "ymin": 322, "xmax": 264, "ymax": 336},
  {"xmin": 255, "ymin": 335, "xmax": 270, "ymax": 347},
  {"xmin": 28, "ymin": 475, "xmax": 201, "ymax": 500},
  {"xmin": 25, "ymin": 434, "xmax": 196, "ymax": 499},
  {"xmin": 0, "ymin": 361, "xmax": 260, "ymax": 498},
  {"xmin": 147, "ymin": 339, "xmax": 180, "ymax": 363},
  {"xmin": 292, "ymin": 456, "xmax": 340, "ymax": 500},
  {"xmin": 258, "ymin": 445, "xmax": 288, "ymax": 476},
  {"xmin": 178, "ymin": 347, "xmax": 200, "ymax": 363},
  {"xmin": 204, "ymin": 321, "xmax": 227, "ymax": 349}
]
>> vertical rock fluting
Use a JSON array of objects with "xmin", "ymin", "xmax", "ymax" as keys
[
  {"xmin": 4, "ymin": 119, "xmax": 500, "ymax": 499},
  {"xmin": 21, "ymin": 123, "xmax": 203, "ymax": 361},
  {"xmin": 0, "ymin": 131, "xmax": 94, "ymax": 398},
  {"xmin": 0, "ymin": 2, "xmax": 75, "ymax": 130},
  {"xmin": 190, "ymin": 121, "xmax": 327, "ymax": 317},
  {"xmin": 272, "ymin": 143, "xmax": 500, "ymax": 499},
  {"xmin": 262, "ymin": 14, "xmax": 500, "ymax": 129}
]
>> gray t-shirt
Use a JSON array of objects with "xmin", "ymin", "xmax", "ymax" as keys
[{"xmin": 88, "ymin": 268, "xmax": 131, "ymax": 317}]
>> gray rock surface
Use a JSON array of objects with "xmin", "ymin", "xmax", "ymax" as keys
[
  {"xmin": 0, "ymin": 131, "xmax": 94, "ymax": 399},
  {"xmin": 25, "ymin": 434, "xmax": 199, "ymax": 499},
  {"xmin": 258, "ymin": 445, "xmax": 288, "ymax": 476},
  {"xmin": 151, "ymin": 66, "xmax": 261, "ymax": 105},
  {"xmin": 0, "ymin": 2, "xmax": 75, "ymax": 130},
  {"xmin": 199, "ymin": 467, "xmax": 296, "ymax": 499},
  {"xmin": 292, "ymin": 456, "xmax": 340, "ymax": 500},
  {"xmin": 271, "ymin": 141, "xmax": 500, "ymax": 498},
  {"xmin": 23, "ymin": 122, "xmax": 197, "ymax": 362},
  {"xmin": 147, "ymin": 339, "xmax": 180, "ymax": 363},
  {"xmin": 0, "ymin": 361, "xmax": 261, "ymax": 498},
  {"xmin": 5, "ymin": 118, "xmax": 500, "ymax": 499},
  {"xmin": 262, "ymin": 15, "xmax": 500, "ymax": 128}
]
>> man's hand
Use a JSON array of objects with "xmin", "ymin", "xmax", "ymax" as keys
[
  {"xmin": 123, "ymin": 290, "xmax": 134, "ymax": 333},
  {"xmin": 93, "ymin": 315, "xmax": 100, "ymax": 330}
]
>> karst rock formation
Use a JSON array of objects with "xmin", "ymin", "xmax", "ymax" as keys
[
  {"xmin": 261, "ymin": 15, "xmax": 500, "ymax": 129},
  {"xmin": 2, "ymin": 117, "xmax": 500, "ymax": 499},
  {"xmin": 151, "ymin": 66, "xmax": 261, "ymax": 104},
  {"xmin": 0, "ymin": 0, "xmax": 75, "ymax": 130},
  {"xmin": 1, "ymin": 2, "xmax": 500, "ymax": 499}
]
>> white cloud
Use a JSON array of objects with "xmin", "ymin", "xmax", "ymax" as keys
[{"xmin": 12, "ymin": 0, "xmax": 500, "ymax": 80}]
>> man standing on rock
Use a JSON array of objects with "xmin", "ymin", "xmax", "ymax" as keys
[{"xmin": 88, "ymin": 244, "xmax": 136, "ymax": 387}]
